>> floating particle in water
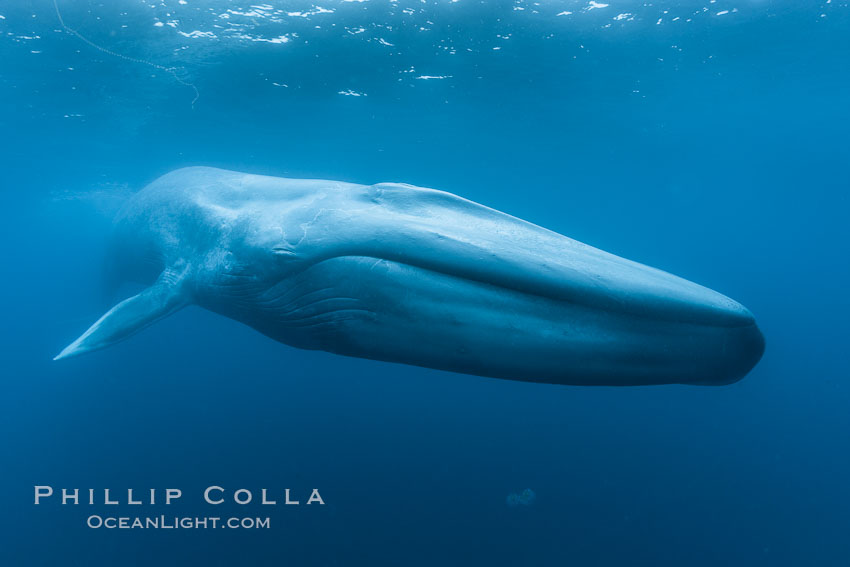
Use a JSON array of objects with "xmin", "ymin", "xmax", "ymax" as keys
[{"xmin": 506, "ymin": 488, "xmax": 536, "ymax": 507}]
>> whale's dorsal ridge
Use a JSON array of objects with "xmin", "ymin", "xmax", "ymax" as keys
[{"xmin": 54, "ymin": 265, "xmax": 191, "ymax": 361}]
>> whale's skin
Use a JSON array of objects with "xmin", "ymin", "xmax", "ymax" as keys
[{"xmin": 55, "ymin": 167, "xmax": 765, "ymax": 385}]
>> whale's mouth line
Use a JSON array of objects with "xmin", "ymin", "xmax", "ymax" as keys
[
  {"xmin": 272, "ymin": 254, "xmax": 755, "ymax": 330},
  {"xmin": 226, "ymin": 254, "xmax": 755, "ymax": 329}
]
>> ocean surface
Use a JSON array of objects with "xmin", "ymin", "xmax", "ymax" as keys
[{"xmin": 1, "ymin": 1, "xmax": 848, "ymax": 565}]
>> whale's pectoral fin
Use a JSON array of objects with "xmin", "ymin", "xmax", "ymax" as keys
[{"xmin": 53, "ymin": 269, "xmax": 190, "ymax": 361}]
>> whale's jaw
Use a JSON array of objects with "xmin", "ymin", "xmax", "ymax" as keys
[
  {"xmin": 691, "ymin": 322, "xmax": 765, "ymax": 386},
  {"xmin": 197, "ymin": 254, "xmax": 764, "ymax": 387}
]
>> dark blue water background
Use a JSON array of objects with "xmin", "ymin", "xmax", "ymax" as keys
[{"xmin": 1, "ymin": 1, "xmax": 848, "ymax": 565}]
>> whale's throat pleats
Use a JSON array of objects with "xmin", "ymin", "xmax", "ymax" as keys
[{"xmin": 197, "ymin": 258, "xmax": 379, "ymax": 352}]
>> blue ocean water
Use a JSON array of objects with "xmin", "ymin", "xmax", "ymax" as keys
[{"xmin": 1, "ymin": 0, "xmax": 848, "ymax": 565}]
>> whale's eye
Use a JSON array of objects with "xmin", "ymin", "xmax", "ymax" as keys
[{"xmin": 271, "ymin": 246, "xmax": 297, "ymax": 258}]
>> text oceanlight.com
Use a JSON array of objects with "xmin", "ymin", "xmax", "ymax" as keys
[{"xmin": 87, "ymin": 515, "xmax": 271, "ymax": 529}]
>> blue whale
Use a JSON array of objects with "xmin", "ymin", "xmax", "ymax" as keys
[{"xmin": 55, "ymin": 167, "xmax": 764, "ymax": 385}]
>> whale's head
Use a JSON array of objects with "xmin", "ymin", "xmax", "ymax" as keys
[{"xmin": 555, "ymin": 253, "xmax": 766, "ymax": 386}]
